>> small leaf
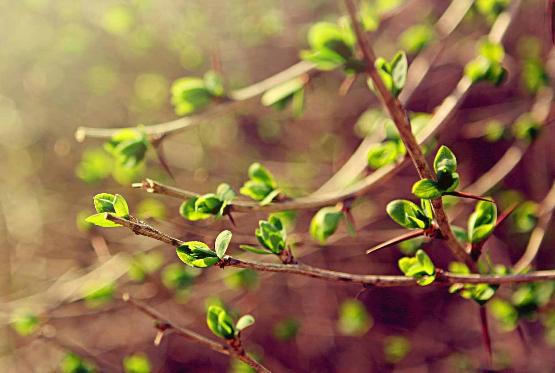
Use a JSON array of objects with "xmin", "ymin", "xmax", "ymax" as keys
[
  {"xmin": 239, "ymin": 245, "xmax": 273, "ymax": 255},
  {"xmin": 390, "ymin": 51, "xmax": 408, "ymax": 95},
  {"xmin": 433, "ymin": 145, "xmax": 457, "ymax": 174},
  {"xmin": 261, "ymin": 77, "xmax": 305, "ymax": 107},
  {"xmin": 85, "ymin": 212, "xmax": 121, "ymax": 227},
  {"xmin": 215, "ymin": 230, "xmax": 232, "ymax": 259},
  {"xmin": 207, "ymin": 306, "xmax": 235, "ymax": 339},
  {"xmin": 367, "ymin": 141, "xmax": 399, "ymax": 169},
  {"xmin": 468, "ymin": 201, "xmax": 497, "ymax": 243},
  {"xmin": 386, "ymin": 200, "xmax": 431, "ymax": 230},
  {"xmin": 235, "ymin": 314, "xmax": 255, "ymax": 332},
  {"xmin": 123, "ymin": 354, "xmax": 151, "ymax": 373},
  {"xmin": 412, "ymin": 179, "xmax": 442, "ymax": 199},
  {"xmin": 337, "ymin": 299, "xmax": 373, "ymax": 336},
  {"xmin": 309, "ymin": 206, "xmax": 343, "ymax": 244},
  {"xmin": 112, "ymin": 194, "xmax": 130, "ymax": 217},
  {"xmin": 93, "ymin": 193, "xmax": 117, "ymax": 213}
]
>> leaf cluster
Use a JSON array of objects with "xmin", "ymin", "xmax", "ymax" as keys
[
  {"xmin": 412, "ymin": 145, "xmax": 460, "ymax": 199},
  {"xmin": 398, "ymin": 249, "xmax": 436, "ymax": 286},
  {"xmin": 207, "ymin": 305, "xmax": 255, "ymax": 340},
  {"xmin": 240, "ymin": 163, "xmax": 281, "ymax": 205},
  {"xmin": 171, "ymin": 70, "xmax": 225, "ymax": 116},
  {"xmin": 179, "ymin": 183, "xmax": 235, "ymax": 221}
]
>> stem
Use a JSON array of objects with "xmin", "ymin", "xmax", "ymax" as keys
[
  {"xmin": 343, "ymin": 0, "xmax": 472, "ymax": 267},
  {"xmin": 479, "ymin": 306, "xmax": 492, "ymax": 368},
  {"xmin": 366, "ymin": 229, "xmax": 425, "ymax": 254},
  {"xmin": 106, "ymin": 214, "xmax": 555, "ymax": 286},
  {"xmin": 443, "ymin": 191, "xmax": 494, "ymax": 203},
  {"xmin": 123, "ymin": 294, "xmax": 271, "ymax": 373}
]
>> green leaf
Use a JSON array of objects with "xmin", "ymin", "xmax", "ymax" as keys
[
  {"xmin": 239, "ymin": 245, "xmax": 273, "ymax": 255},
  {"xmin": 433, "ymin": 145, "xmax": 457, "ymax": 174},
  {"xmin": 513, "ymin": 201, "xmax": 539, "ymax": 233},
  {"xmin": 255, "ymin": 217, "xmax": 286, "ymax": 254},
  {"xmin": 171, "ymin": 77, "xmax": 212, "ymax": 116},
  {"xmin": 176, "ymin": 241, "xmax": 219, "ymax": 268},
  {"xmin": 400, "ymin": 23, "xmax": 434, "ymax": 54},
  {"xmin": 384, "ymin": 336, "xmax": 411, "ymax": 364},
  {"xmin": 179, "ymin": 197, "xmax": 212, "ymax": 221},
  {"xmin": 216, "ymin": 183, "xmax": 236, "ymax": 203},
  {"xmin": 411, "ymin": 179, "xmax": 442, "ymax": 199},
  {"xmin": 512, "ymin": 113, "xmax": 541, "ymax": 141},
  {"xmin": 468, "ymin": 200, "xmax": 497, "ymax": 243},
  {"xmin": 235, "ymin": 314, "xmax": 255, "ymax": 332},
  {"xmin": 215, "ymin": 230, "xmax": 232, "ymax": 259},
  {"xmin": 207, "ymin": 306, "xmax": 235, "ymax": 339},
  {"xmin": 337, "ymin": 299, "xmax": 373, "ymax": 336},
  {"xmin": 398, "ymin": 249, "xmax": 436, "ymax": 286},
  {"xmin": 93, "ymin": 193, "xmax": 117, "ymax": 213},
  {"xmin": 10, "ymin": 310, "xmax": 39, "ymax": 336},
  {"xmin": 123, "ymin": 354, "xmax": 151, "ymax": 373},
  {"xmin": 301, "ymin": 21, "xmax": 355, "ymax": 71},
  {"xmin": 390, "ymin": 51, "xmax": 408, "ymax": 94},
  {"xmin": 203, "ymin": 70, "xmax": 225, "ymax": 97},
  {"xmin": 386, "ymin": 200, "xmax": 431, "ymax": 229},
  {"xmin": 61, "ymin": 353, "xmax": 96, "ymax": 373},
  {"xmin": 309, "ymin": 206, "xmax": 343, "ymax": 244},
  {"xmin": 367, "ymin": 141, "xmax": 400, "ymax": 169},
  {"xmin": 85, "ymin": 212, "xmax": 121, "ymax": 228},
  {"xmin": 240, "ymin": 163, "xmax": 279, "ymax": 203},
  {"xmin": 113, "ymin": 194, "xmax": 130, "ymax": 217}
]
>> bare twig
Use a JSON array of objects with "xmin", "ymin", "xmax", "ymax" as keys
[{"xmin": 106, "ymin": 214, "xmax": 555, "ymax": 286}]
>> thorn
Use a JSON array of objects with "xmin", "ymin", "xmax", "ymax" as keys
[
  {"xmin": 366, "ymin": 229, "xmax": 425, "ymax": 254},
  {"xmin": 479, "ymin": 306, "xmax": 493, "ymax": 368},
  {"xmin": 445, "ymin": 191, "xmax": 494, "ymax": 203},
  {"xmin": 227, "ymin": 211, "xmax": 236, "ymax": 227}
]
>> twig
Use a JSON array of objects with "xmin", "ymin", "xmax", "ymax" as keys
[
  {"xmin": 122, "ymin": 294, "xmax": 271, "ymax": 373},
  {"xmin": 344, "ymin": 0, "xmax": 471, "ymax": 266},
  {"xmin": 106, "ymin": 214, "xmax": 555, "ymax": 286}
]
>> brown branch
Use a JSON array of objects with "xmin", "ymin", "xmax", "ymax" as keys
[
  {"xmin": 106, "ymin": 214, "xmax": 555, "ymax": 286},
  {"xmin": 343, "ymin": 0, "xmax": 472, "ymax": 266},
  {"xmin": 122, "ymin": 294, "xmax": 271, "ymax": 373}
]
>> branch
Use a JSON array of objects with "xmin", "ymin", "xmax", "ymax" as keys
[
  {"xmin": 122, "ymin": 294, "xmax": 271, "ymax": 373},
  {"xmin": 105, "ymin": 214, "xmax": 555, "ymax": 286},
  {"xmin": 344, "ymin": 0, "xmax": 471, "ymax": 266}
]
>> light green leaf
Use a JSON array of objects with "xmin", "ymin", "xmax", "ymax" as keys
[
  {"xmin": 411, "ymin": 179, "xmax": 442, "ymax": 199},
  {"xmin": 468, "ymin": 200, "xmax": 497, "ymax": 243},
  {"xmin": 390, "ymin": 51, "xmax": 408, "ymax": 94},
  {"xmin": 215, "ymin": 230, "xmax": 232, "ymax": 259},
  {"xmin": 386, "ymin": 200, "xmax": 430, "ymax": 229},
  {"xmin": 261, "ymin": 77, "xmax": 305, "ymax": 107},
  {"xmin": 112, "ymin": 194, "xmax": 130, "ymax": 217},
  {"xmin": 309, "ymin": 206, "xmax": 343, "ymax": 244},
  {"xmin": 235, "ymin": 314, "xmax": 255, "ymax": 332},
  {"xmin": 433, "ymin": 145, "xmax": 457, "ymax": 174},
  {"xmin": 85, "ymin": 213, "xmax": 121, "ymax": 227}
]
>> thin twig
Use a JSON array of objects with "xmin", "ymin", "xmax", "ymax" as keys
[
  {"xmin": 344, "ymin": 0, "xmax": 472, "ymax": 266},
  {"xmin": 122, "ymin": 294, "xmax": 271, "ymax": 373},
  {"xmin": 106, "ymin": 214, "xmax": 555, "ymax": 286}
]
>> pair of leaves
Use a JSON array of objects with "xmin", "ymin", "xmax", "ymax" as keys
[
  {"xmin": 309, "ymin": 206, "xmax": 344, "ymax": 244},
  {"xmin": 261, "ymin": 77, "xmax": 306, "ymax": 117},
  {"xmin": 176, "ymin": 230, "xmax": 232, "ymax": 268},
  {"xmin": 240, "ymin": 216, "xmax": 286, "ymax": 255},
  {"xmin": 206, "ymin": 306, "xmax": 255, "ymax": 340},
  {"xmin": 179, "ymin": 183, "xmax": 235, "ymax": 221},
  {"xmin": 386, "ymin": 199, "xmax": 432, "ymax": 230},
  {"xmin": 398, "ymin": 249, "xmax": 436, "ymax": 286},
  {"xmin": 240, "ymin": 163, "xmax": 281, "ymax": 205},
  {"xmin": 412, "ymin": 146, "xmax": 460, "ymax": 199},
  {"xmin": 104, "ymin": 128, "xmax": 149, "ymax": 169},
  {"xmin": 468, "ymin": 200, "xmax": 497, "ymax": 243},
  {"xmin": 85, "ymin": 193, "xmax": 130, "ymax": 228},
  {"xmin": 171, "ymin": 70, "xmax": 225, "ymax": 116},
  {"xmin": 448, "ymin": 262, "xmax": 504, "ymax": 305},
  {"xmin": 464, "ymin": 39, "xmax": 506, "ymax": 85},
  {"xmin": 372, "ymin": 51, "xmax": 408, "ymax": 97},
  {"xmin": 300, "ymin": 21, "xmax": 363, "ymax": 73}
]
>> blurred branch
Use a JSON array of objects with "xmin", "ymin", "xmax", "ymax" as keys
[
  {"xmin": 344, "ymin": 0, "xmax": 471, "ymax": 266},
  {"xmin": 122, "ymin": 294, "xmax": 271, "ymax": 373},
  {"xmin": 513, "ymin": 181, "xmax": 555, "ymax": 272},
  {"xmin": 106, "ymin": 214, "xmax": 555, "ymax": 286}
]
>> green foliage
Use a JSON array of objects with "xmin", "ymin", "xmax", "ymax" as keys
[
  {"xmin": 240, "ymin": 163, "xmax": 280, "ymax": 205},
  {"xmin": 224, "ymin": 269, "xmax": 259, "ymax": 291},
  {"xmin": 83, "ymin": 282, "xmax": 115, "ymax": 308},
  {"xmin": 136, "ymin": 198, "xmax": 166, "ymax": 220},
  {"xmin": 128, "ymin": 251, "xmax": 164, "ymax": 282},
  {"xmin": 383, "ymin": 335, "xmax": 411, "ymax": 364},
  {"xmin": 76, "ymin": 148, "xmax": 113, "ymax": 184},
  {"xmin": 475, "ymin": 0, "xmax": 510, "ymax": 23},
  {"xmin": 104, "ymin": 128, "xmax": 149, "ymax": 169},
  {"xmin": 490, "ymin": 282, "xmax": 555, "ymax": 330},
  {"xmin": 309, "ymin": 206, "xmax": 343, "ymax": 244},
  {"xmin": 161, "ymin": 263, "xmax": 200, "ymax": 292},
  {"xmin": 337, "ymin": 299, "xmax": 373, "ymax": 336},
  {"xmin": 512, "ymin": 113, "xmax": 541, "ymax": 141},
  {"xmin": 176, "ymin": 241, "xmax": 219, "ymax": 268},
  {"xmin": 273, "ymin": 317, "xmax": 300, "ymax": 341},
  {"xmin": 240, "ymin": 216, "xmax": 287, "ymax": 255},
  {"xmin": 448, "ymin": 262, "xmax": 505, "ymax": 305},
  {"xmin": 372, "ymin": 51, "xmax": 408, "ymax": 97},
  {"xmin": 123, "ymin": 354, "xmax": 151, "ymax": 373},
  {"xmin": 367, "ymin": 141, "xmax": 400, "ymax": 169},
  {"xmin": 464, "ymin": 39, "xmax": 506, "ymax": 85},
  {"xmin": 261, "ymin": 77, "xmax": 306, "ymax": 116},
  {"xmin": 215, "ymin": 230, "xmax": 232, "ymax": 259},
  {"xmin": 179, "ymin": 183, "xmax": 235, "ymax": 221},
  {"xmin": 85, "ymin": 193, "xmax": 130, "ymax": 227},
  {"xmin": 300, "ymin": 20, "xmax": 362, "ymax": 73},
  {"xmin": 386, "ymin": 199, "xmax": 432, "ymax": 230},
  {"xmin": 61, "ymin": 353, "xmax": 96, "ymax": 373},
  {"xmin": 398, "ymin": 249, "xmax": 435, "ymax": 285},
  {"xmin": 171, "ymin": 70, "xmax": 224, "ymax": 116},
  {"xmin": 412, "ymin": 146, "xmax": 460, "ymax": 199},
  {"xmin": 10, "ymin": 310, "xmax": 39, "ymax": 336},
  {"xmin": 521, "ymin": 58, "xmax": 549, "ymax": 94},
  {"xmin": 400, "ymin": 24, "xmax": 434, "ymax": 54},
  {"xmin": 206, "ymin": 305, "xmax": 246, "ymax": 339},
  {"xmin": 512, "ymin": 201, "xmax": 538, "ymax": 233},
  {"xmin": 467, "ymin": 200, "xmax": 497, "ymax": 243},
  {"xmin": 483, "ymin": 120, "xmax": 506, "ymax": 142}
]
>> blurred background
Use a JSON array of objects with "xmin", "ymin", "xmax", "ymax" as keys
[{"xmin": 1, "ymin": 0, "xmax": 555, "ymax": 371}]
